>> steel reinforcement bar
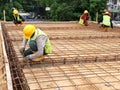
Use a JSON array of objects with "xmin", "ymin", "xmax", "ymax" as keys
[
  {"xmin": 2, "ymin": 22, "xmax": 120, "ymax": 89},
  {"xmin": 1, "ymin": 23, "xmax": 30, "ymax": 90}
]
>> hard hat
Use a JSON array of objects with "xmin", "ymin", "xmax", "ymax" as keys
[
  {"xmin": 104, "ymin": 9, "xmax": 107, "ymax": 13},
  {"xmin": 12, "ymin": 7, "xmax": 15, "ymax": 11},
  {"xmin": 23, "ymin": 25, "xmax": 36, "ymax": 39},
  {"xmin": 84, "ymin": 10, "xmax": 88, "ymax": 14},
  {"xmin": 103, "ymin": 12, "xmax": 110, "ymax": 15},
  {"xmin": 13, "ymin": 9, "xmax": 18, "ymax": 14}
]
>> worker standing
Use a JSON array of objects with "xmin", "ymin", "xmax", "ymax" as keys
[
  {"xmin": 19, "ymin": 24, "xmax": 52, "ymax": 62},
  {"xmin": 12, "ymin": 9, "xmax": 25, "ymax": 26},
  {"xmin": 98, "ymin": 11, "xmax": 113, "ymax": 31},
  {"xmin": 79, "ymin": 10, "xmax": 90, "ymax": 26}
]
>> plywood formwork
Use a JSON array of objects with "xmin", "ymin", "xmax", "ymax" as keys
[{"xmin": 1, "ymin": 21, "xmax": 120, "ymax": 90}]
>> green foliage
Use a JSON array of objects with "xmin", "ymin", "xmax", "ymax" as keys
[
  {"xmin": 57, "ymin": 3, "xmax": 73, "ymax": 21},
  {"xmin": 13, "ymin": 1, "xmax": 23, "ymax": 9},
  {"xmin": 0, "ymin": 1, "xmax": 23, "ymax": 21},
  {"xmin": 89, "ymin": 0, "xmax": 107, "ymax": 20},
  {"xmin": 50, "ymin": 1, "xmax": 58, "ymax": 21},
  {"xmin": 0, "ymin": 2, "xmax": 13, "ymax": 20},
  {"xmin": 0, "ymin": 0, "xmax": 107, "ymax": 21}
]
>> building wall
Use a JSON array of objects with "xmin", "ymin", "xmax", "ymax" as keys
[{"xmin": 107, "ymin": 0, "xmax": 120, "ymax": 20}]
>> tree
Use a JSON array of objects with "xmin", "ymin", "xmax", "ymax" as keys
[
  {"xmin": 0, "ymin": 0, "xmax": 107, "ymax": 21},
  {"xmin": 89, "ymin": 0, "xmax": 107, "ymax": 20}
]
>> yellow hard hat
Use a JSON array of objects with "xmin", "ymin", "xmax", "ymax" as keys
[
  {"xmin": 13, "ymin": 9, "xmax": 18, "ymax": 14},
  {"xmin": 84, "ymin": 10, "xmax": 88, "ymax": 14},
  {"xmin": 23, "ymin": 24, "xmax": 36, "ymax": 39},
  {"xmin": 104, "ymin": 9, "xmax": 107, "ymax": 13},
  {"xmin": 103, "ymin": 12, "xmax": 110, "ymax": 15}
]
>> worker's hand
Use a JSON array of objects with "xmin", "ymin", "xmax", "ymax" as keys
[{"xmin": 19, "ymin": 47, "xmax": 25, "ymax": 54}]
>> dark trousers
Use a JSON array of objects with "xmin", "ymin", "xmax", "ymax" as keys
[
  {"xmin": 101, "ymin": 22, "xmax": 113, "ymax": 28},
  {"xmin": 23, "ymin": 40, "xmax": 46, "ymax": 57},
  {"xmin": 14, "ymin": 20, "xmax": 22, "ymax": 24},
  {"xmin": 23, "ymin": 40, "xmax": 38, "ymax": 57}
]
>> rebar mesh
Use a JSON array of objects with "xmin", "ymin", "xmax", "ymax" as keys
[{"xmin": 2, "ymin": 21, "xmax": 120, "ymax": 90}]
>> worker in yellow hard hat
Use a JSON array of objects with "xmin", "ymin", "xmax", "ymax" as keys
[
  {"xmin": 79, "ymin": 10, "xmax": 90, "ymax": 26},
  {"xmin": 19, "ymin": 24, "xmax": 52, "ymax": 62},
  {"xmin": 98, "ymin": 11, "xmax": 113, "ymax": 31},
  {"xmin": 12, "ymin": 9, "xmax": 25, "ymax": 26}
]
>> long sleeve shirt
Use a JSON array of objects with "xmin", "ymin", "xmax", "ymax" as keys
[
  {"xmin": 22, "ymin": 34, "xmax": 48, "ymax": 59},
  {"xmin": 81, "ymin": 14, "xmax": 89, "ymax": 24}
]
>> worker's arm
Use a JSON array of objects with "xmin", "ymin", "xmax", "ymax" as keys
[
  {"xmin": 29, "ymin": 35, "xmax": 47, "ymax": 59},
  {"xmin": 19, "ymin": 38, "xmax": 28, "ymax": 54},
  {"xmin": 98, "ymin": 17, "xmax": 103, "ymax": 24},
  {"xmin": 81, "ymin": 14, "xmax": 88, "ymax": 24},
  {"xmin": 110, "ymin": 18, "xmax": 113, "ymax": 28},
  {"xmin": 22, "ymin": 38, "xmax": 28, "ymax": 48},
  {"xmin": 12, "ymin": 15, "xmax": 18, "ymax": 24},
  {"xmin": 19, "ymin": 15, "xmax": 25, "ymax": 21},
  {"xmin": 12, "ymin": 15, "xmax": 16, "ymax": 21}
]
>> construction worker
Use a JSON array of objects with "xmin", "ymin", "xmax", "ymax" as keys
[
  {"xmin": 79, "ymin": 10, "xmax": 90, "ymax": 26},
  {"xmin": 98, "ymin": 11, "xmax": 113, "ymax": 31},
  {"xmin": 13, "ymin": 9, "xmax": 25, "ymax": 26},
  {"xmin": 19, "ymin": 24, "xmax": 52, "ymax": 62},
  {"xmin": 103, "ymin": 9, "xmax": 112, "ymax": 16},
  {"xmin": 12, "ymin": 7, "xmax": 16, "ymax": 11}
]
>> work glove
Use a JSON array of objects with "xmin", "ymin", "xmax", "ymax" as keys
[{"xmin": 19, "ymin": 47, "xmax": 25, "ymax": 54}]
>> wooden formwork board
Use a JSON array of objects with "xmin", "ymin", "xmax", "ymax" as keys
[{"xmin": 22, "ymin": 61, "xmax": 120, "ymax": 90}]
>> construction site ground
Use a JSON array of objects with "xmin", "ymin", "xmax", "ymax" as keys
[{"xmin": 1, "ymin": 21, "xmax": 120, "ymax": 90}]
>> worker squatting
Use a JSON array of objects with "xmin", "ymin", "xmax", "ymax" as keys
[{"xmin": 12, "ymin": 8, "xmax": 113, "ymax": 62}]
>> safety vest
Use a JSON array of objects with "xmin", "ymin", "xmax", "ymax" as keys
[
  {"xmin": 13, "ymin": 15, "xmax": 21, "ymax": 21},
  {"xmin": 79, "ymin": 15, "xmax": 84, "ymax": 25},
  {"xmin": 29, "ymin": 29, "xmax": 52, "ymax": 54},
  {"xmin": 102, "ymin": 15, "xmax": 110, "ymax": 26}
]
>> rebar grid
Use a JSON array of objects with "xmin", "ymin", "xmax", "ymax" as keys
[
  {"xmin": 11, "ymin": 38, "xmax": 120, "ymax": 66},
  {"xmin": 2, "ymin": 22, "xmax": 120, "ymax": 90},
  {"xmin": 1, "ymin": 23, "xmax": 30, "ymax": 90},
  {"xmin": 22, "ymin": 61, "xmax": 120, "ymax": 90},
  {"xmin": 4, "ymin": 22, "xmax": 120, "ymax": 65},
  {"xmin": 4, "ymin": 22, "xmax": 120, "ymax": 40}
]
